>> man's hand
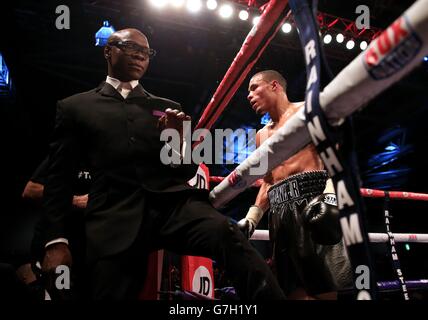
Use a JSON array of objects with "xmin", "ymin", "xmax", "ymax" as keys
[
  {"xmin": 72, "ymin": 194, "xmax": 88, "ymax": 209},
  {"xmin": 157, "ymin": 108, "xmax": 191, "ymax": 133}
]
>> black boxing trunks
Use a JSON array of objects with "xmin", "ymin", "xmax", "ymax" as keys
[{"xmin": 267, "ymin": 170, "xmax": 353, "ymax": 296}]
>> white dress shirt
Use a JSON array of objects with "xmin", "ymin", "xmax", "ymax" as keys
[{"xmin": 105, "ymin": 75, "xmax": 139, "ymax": 99}]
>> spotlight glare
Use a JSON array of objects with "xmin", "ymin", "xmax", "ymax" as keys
[
  {"xmin": 206, "ymin": 0, "xmax": 217, "ymax": 10},
  {"xmin": 239, "ymin": 10, "xmax": 249, "ymax": 21},
  {"xmin": 360, "ymin": 40, "xmax": 368, "ymax": 50},
  {"xmin": 336, "ymin": 33, "xmax": 344, "ymax": 43},
  {"xmin": 346, "ymin": 40, "xmax": 355, "ymax": 50},
  {"xmin": 252, "ymin": 16, "xmax": 260, "ymax": 25},
  {"xmin": 423, "ymin": 56, "xmax": 428, "ymax": 62},
  {"xmin": 281, "ymin": 23, "xmax": 292, "ymax": 33},
  {"xmin": 170, "ymin": 0, "xmax": 185, "ymax": 7},
  {"xmin": 187, "ymin": 0, "xmax": 202, "ymax": 12},
  {"xmin": 219, "ymin": 4, "xmax": 233, "ymax": 19},
  {"xmin": 150, "ymin": 0, "xmax": 168, "ymax": 8},
  {"xmin": 323, "ymin": 34, "xmax": 332, "ymax": 44}
]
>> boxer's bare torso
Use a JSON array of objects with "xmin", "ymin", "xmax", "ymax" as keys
[{"xmin": 255, "ymin": 102, "xmax": 324, "ymax": 210}]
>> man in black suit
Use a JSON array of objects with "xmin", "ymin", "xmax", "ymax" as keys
[{"xmin": 40, "ymin": 28, "xmax": 285, "ymax": 299}]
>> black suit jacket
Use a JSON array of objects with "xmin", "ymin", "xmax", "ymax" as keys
[{"xmin": 43, "ymin": 82, "xmax": 199, "ymax": 260}]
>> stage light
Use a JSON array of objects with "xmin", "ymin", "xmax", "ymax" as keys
[
  {"xmin": 171, "ymin": 0, "xmax": 185, "ymax": 8},
  {"xmin": 360, "ymin": 40, "xmax": 368, "ymax": 50},
  {"xmin": 149, "ymin": 0, "xmax": 168, "ymax": 8},
  {"xmin": 95, "ymin": 21, "xmax": 115, "ymax": 46},
  {"xmin": 0, "ymin": 52, "xmax": 12, "ymax": 96},
  {"xmin": 346, "ymin": 39, "xmax": 355, "ymax": 50},
  {"xmin": 261, "ymin": 113, "xmax": 271, "ymax": 125},
  {"xmin": 206, "ymin": 0, "xmax": 217, "ymax": 10},
  {"xmin": 239, "ymin": 10, "xmax": 249, "ymax": 21},
  {"xmin": 323, "ymin": 34, "xmax": 332, "ymax": 44},
  {"xmin": 187, "ymin": 0, "xmax": 202, "ymax": 13},
  {"xmin": 336, "ymin": 33, "xmax": 344, "ymax": 43},
  {"xmin": 281, "ymin": 23, "xmax": 291, "ymax": 33},
  {"xmin": 219, "ymin": 4, "xmax": 233, "ymax": 19},
  {"xmin": 223, "ymin": 127, "xmax": 256, "ymax": 164},
  {"xmin": 252, "ymin": 16, "xmax": 260, "ymax": 25}
]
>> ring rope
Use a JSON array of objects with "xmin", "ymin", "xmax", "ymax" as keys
[{"xmin": 251, "ymin": 230, "xmax": 428, "ymax": 243}]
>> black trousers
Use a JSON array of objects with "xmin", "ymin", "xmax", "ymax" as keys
[{"xmin": 89, "ymin": 190, "xmax": 285, "ymax": 300}]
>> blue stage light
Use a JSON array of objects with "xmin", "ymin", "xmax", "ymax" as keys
[
  {"xmin": 260, "ymin": 112, "xmax": 271, "ymax": 125},
  {"xmin": 95, "ymin": 21, "xmax": 115, "ymax": 46},
  {"xmin": 364, "ymin": 127, "xmax": 414, "ymax": 189},
  {"xmin": 0, "ymin": 52, "xmax": 12, "ymax": 96},
  {"xmin": 223, "ymin": 126, "xmax": 256, "ymax": 164}
]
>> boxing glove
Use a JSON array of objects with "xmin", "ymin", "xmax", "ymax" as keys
[
  {"xmin": 237, "ymin": 205, "xmax": 264, "ymax": 239},
  {"xmin": 303, "ymin": 193, "xmax": 342, "ymax": 245},
  {"xmin": 237, "ymin": 218, "xmax": 256, "ymax": 239}
]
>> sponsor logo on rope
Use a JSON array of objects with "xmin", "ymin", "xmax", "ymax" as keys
[
  {"xmin": 363, "ymin": 16, "xmax": 422, "ymax": 80},
  {"xmin": 408, "ymin": 234, "xmax": 417, "ymax": 240}
]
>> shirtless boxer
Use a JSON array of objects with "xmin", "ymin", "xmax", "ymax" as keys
[{"xmin": 238, "ymin": 70, "xmax": 352, "ymax": 300}]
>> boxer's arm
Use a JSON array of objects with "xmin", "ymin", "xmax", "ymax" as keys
[
  {"xmin": 254, "ymin": 179, "xmax": 271, "ymax": 213},
  {"xmin": 237, "ymin": 129, "xmax": 271, "ymax": 237},
  {"xmin": 237, "ymin": 177, "xmax": 270, "ymax": 238},
  {"xmin": 253, "ymin": 128, "xmax": 271, "ymax": 213}
]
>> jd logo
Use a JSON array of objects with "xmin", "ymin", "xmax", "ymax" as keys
[
  {"xmin": 190, "ymin": 173, "xmax": 207, "ymax": 190},
  {"xmin": 198, "ymin": 277, "xmax": 210, "ymax": 296},
  {"xmin": 192, "ymin": 266, "xmax": 213, "ymax": 297}
]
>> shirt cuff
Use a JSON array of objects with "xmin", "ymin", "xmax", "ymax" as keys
[{"xmin": 45, "ymin": 238, "xmax": 69, "ymax": 248}]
